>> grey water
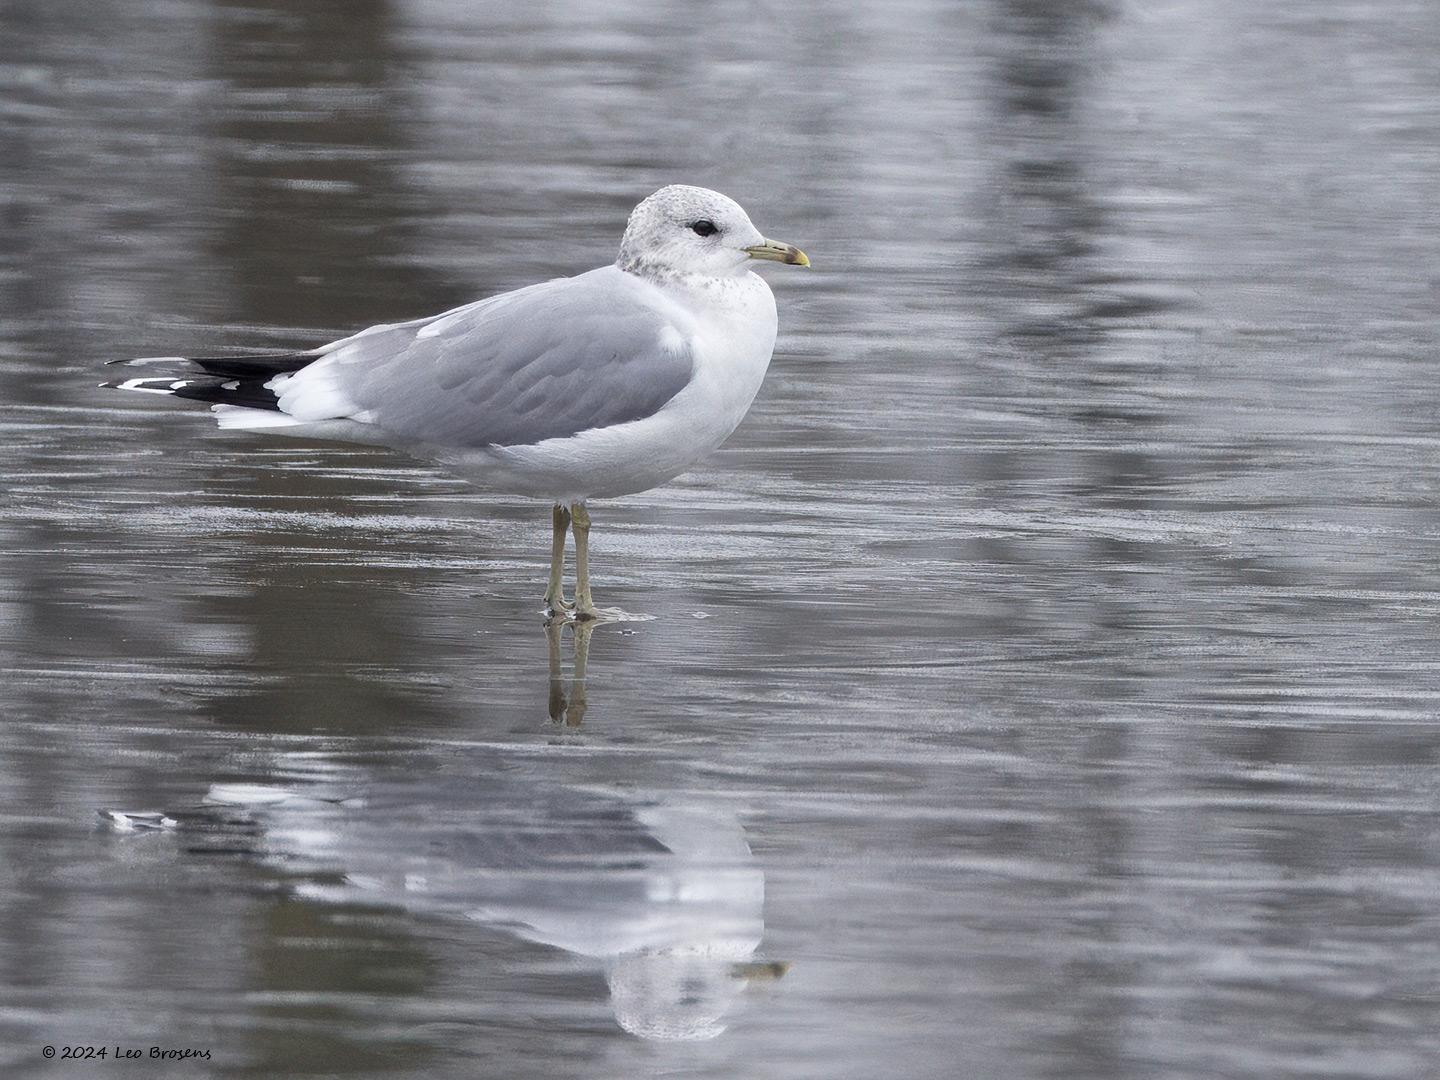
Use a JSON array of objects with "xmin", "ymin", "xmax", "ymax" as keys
[{"xmin": 3, "ymin": 0, "xmax": 1440, "ymax": 1076}]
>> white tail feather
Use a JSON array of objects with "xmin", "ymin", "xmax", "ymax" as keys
[
  {"xmin": 267, "ymin": 356, "xmax": 359, "ymax": 421},
  {"xmin": 211, "ymin": 404, "xmax": 306, "ymax": 430}
]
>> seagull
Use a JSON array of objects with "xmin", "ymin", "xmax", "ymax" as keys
[{"xmin": 104, "ymin": 185, "xmax": 809, "ymax": 619}]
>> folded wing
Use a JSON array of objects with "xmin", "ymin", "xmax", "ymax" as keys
[{"xmin": 275, "ymin": 267, "xmax": 697, "ymax": 449}]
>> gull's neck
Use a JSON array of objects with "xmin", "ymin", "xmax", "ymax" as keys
[
  {"xmin": 618, "ymin": 252, "xmax": 748, "ymax": 282},
  {"xmin": 616, "ymin": 260, "xmax": 757, "ymax": 307}
]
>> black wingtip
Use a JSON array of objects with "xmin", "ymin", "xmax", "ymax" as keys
[{"xmin": 105, "ymin": 373, "xmax": 283, "ymax": 410}]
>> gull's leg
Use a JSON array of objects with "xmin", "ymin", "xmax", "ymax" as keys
[
  {"xmin": 570, "ymin": 501, "xmax": 599, "ymax": 620},
  {"xmin": 544, "ymin": 503, "xmax": 573, "ymax": 616}
]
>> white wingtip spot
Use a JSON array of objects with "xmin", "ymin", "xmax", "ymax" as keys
[
  {"xmin": 221, "ymin": 380, "xmax": 240, "ymax": 390},
  {"xmin": 116, "ymin": 377, "xmax": 177, "ymax": 395},
  {"xmin": 169, "ymin": 380, "xmax": 190, "ymax": 390}
]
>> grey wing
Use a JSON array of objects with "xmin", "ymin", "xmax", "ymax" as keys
[{"xmin": 330, "ymin": 272, "xmax": 696, "ymax": 449}]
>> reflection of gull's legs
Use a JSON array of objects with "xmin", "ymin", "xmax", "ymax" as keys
[
  {"xmin": 570, "ymin": 501, "xmax": 598, "ymax": 620},
  {"xmin": 568, "ymin": 620, "xmax": 592, "ymax": 726},
  {"xmin": 544, "ymin": 618, "xmax": 592, "ymax": 726},
  {"xmin": 545, "ymin": 618, "xmax": 566, "ymax": 722},
  {"xmin": 544, "ymin": 503, "xmax": 573, "ymax": 615}
]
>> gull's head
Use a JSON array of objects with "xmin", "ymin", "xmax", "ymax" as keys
[{"xmin": 616, "ymin": 185, "xmax": 809, "ymax": 281}]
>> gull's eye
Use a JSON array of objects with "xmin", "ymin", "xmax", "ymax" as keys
[{"xmin": 690, "ymin": 219, "xmax": 718, "ymax": 237}]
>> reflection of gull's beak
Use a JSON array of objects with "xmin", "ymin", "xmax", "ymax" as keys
[
  {"xmin": 743, "ymin": 239, "xmax": 810, "ymax": 267},
  {"xmin": 731, "ymin": 960, "xmax": 791, "ymax": 982}
]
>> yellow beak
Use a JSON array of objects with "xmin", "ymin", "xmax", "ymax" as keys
[{"xmin": 744, "ymin": 238, "xmax": 810, "ymax": 267}]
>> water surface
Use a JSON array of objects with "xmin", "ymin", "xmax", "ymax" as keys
[{"xmin": 3, "ymin": 0, "xmax": 1440, "ymax": 1077}]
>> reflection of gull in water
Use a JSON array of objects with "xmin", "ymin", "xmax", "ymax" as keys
[
  {"xmin": 475, "ymin": 802, "xmax": 766, "ymax": 1041},
  {"xmin": 190, "ymin": 779, "xmax": 781, "ymax": 1041}
]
